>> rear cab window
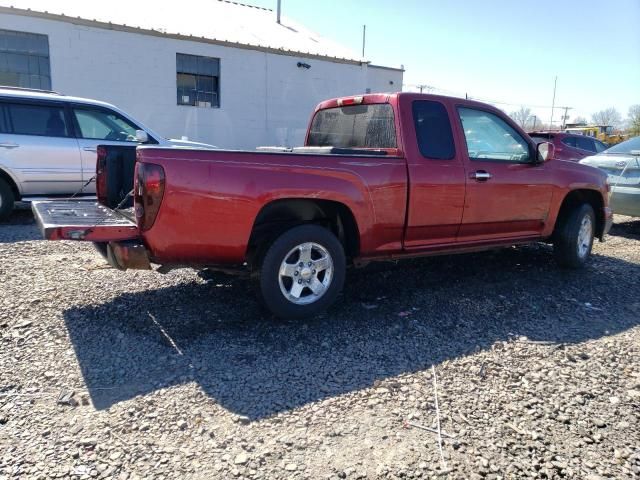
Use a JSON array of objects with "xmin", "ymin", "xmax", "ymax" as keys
[
  {"xmin": 4, "ymin": 102, "xmax": 69, "ymax": 137},
  {"xmin": 412, "ymin": 100, "xmax": 455, "ymax": 159},
  {"xmin": 307, "ymin": 103, "xmax": 396, "ymax": 149}
]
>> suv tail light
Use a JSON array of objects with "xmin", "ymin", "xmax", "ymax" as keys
[
  {"xmin": 96, "ymin": 146, "xmax": 108, "ymax": 205},
  {"xmin": 134, "ymin": 163, "xmax": 165, "ymax": 231}
]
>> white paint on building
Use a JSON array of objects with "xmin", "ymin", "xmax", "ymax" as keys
[{"xmin": 0, "ymin": 1, "xmax": 403, "ymax": 149}]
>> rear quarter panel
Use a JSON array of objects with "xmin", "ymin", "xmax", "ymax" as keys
[{"xmin": 137, "ymin": 148, "xmax": 407, "ymax": 264}]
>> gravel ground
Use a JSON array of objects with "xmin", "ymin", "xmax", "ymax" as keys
[{"xmin": 1, "ymin": 205, "xmax": 639, "ymax": 480}]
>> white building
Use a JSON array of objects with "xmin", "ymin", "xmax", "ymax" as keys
[{"xmin": 0, "ymin": 1, "xmax": 403, "ymax": 149}]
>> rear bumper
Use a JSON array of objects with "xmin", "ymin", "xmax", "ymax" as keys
[{"xmin": 95, "ymin": 241, "xmax": 151, "ymax": 271}]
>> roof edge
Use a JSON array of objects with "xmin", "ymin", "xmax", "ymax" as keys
[
  {"xmin": 0, "ymin": 5, "xmax": 371, "ymax": 65},
  {"xmin": 368, "ymin": 63, "xmax": 405, "ymax": 73}
]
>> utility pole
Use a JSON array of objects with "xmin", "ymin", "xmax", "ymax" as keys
[
  {"xmin": 549, "ymin": 76, "xmax": 557, "ymax": 129},
  {"xmin": 362, "ymin": 25, "xmax": 366, "ymax": 58},
  {"xmin": 276, "ymin": 0, "xmax": 281, "ymax": 23},
  {"xmin": 531, "ymin": 115, "xmax": 537, "ymax": 131}
]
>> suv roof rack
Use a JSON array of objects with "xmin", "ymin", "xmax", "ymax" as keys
[{"xmin": 0, "ymin": 85, "xmax": 63, "ymax": 95}]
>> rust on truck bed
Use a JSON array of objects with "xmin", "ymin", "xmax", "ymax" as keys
[{"xmin": 32, "ymin": 201, "xmax": 139, "ymax": 242}]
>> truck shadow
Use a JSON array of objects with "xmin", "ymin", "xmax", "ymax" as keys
[
  {"xmin": 63, "ymin": 244, "xmax": 640, "ymax": 419},
  {"xmin": 608, "ymin": 216, "xmax": 640, "ymax": 241}
]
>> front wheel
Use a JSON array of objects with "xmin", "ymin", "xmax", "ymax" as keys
[
  {"xmin": 258, "ymin": 225, "xmax": 346, "ymax": 319},
  {"xmin": 553, "ymin": 203, "xmax": 595, "ymax": 269}
]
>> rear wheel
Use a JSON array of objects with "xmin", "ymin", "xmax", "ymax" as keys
[
  {"xmin": 258, "ymin": 224, "xmax": 346, "ymax": 319},
  {"xmin": 0, "ymin": 178, "xmax": 15, "ymax": 221},
  {"xmin": 553, "ymin": 203, "xmax": 595, "ymax": 268}
]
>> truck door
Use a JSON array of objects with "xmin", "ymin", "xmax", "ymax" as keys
[
  {"xmin": 403, "ymin": 98, "xmax": 466, "ymax": 248},
  {"xmin": 455, "ymin": 106, "xmax": 552, "ymax": 241}
]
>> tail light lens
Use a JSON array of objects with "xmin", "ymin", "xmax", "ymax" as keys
[
  {"xmin": 134, "ymin": 163, "xmax": 165, "ymax": 231},
  {"xmin": 96, "ymin": 146, "xmax": 108, "ymax": 205}
]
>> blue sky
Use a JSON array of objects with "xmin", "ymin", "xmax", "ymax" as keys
[{"xmin": 250, "ymin": 0, "xmax": 640, "ymax": 125}]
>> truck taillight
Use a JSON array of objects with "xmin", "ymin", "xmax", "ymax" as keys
[
  {"xmin": 96, "ymin": 146, "xmax": 108, "ymax": 205},
  {"xmin": 134, "ymin": 163, "xmax": 165, "ymax": 231}
]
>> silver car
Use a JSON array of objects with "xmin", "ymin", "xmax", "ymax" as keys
[
  {"xmin": 0, "ymin": 86, "xmax": 213, "ymax": 219},
  {"xmin": 580, "ymin": 136, "xmax": 640, "ymax": 217}
]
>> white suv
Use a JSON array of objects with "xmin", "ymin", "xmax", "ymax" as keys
[{"xmin": 0, "ymin": 86, "xmax": 213, "ymax": 219}]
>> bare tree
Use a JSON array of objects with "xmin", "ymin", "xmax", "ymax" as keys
[
  {"xmin": 510, "ymin": 106, "xmax": 533, "ymax": 130},
  {"xmin": 591, "ymin": 107, "xmax": 622, "ymax": 128},
  {"xmin": 572, "ymin": 116, "xmax": 587, "ymax": 125},
  {"xmin": 628, "ymin": 104, "xmax": 640, "ymax": 136}
]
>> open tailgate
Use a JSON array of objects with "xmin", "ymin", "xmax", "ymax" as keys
[{"xmin": 32, "ymin": 200, "xmax": 139, "ymax": 241}]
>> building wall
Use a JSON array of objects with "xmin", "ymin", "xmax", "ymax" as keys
[{"xmin": 0, "ymin": 13, "xmax": 403, "ymax": 149}]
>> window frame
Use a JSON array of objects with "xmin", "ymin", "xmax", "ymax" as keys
[
  {"xmin": 456, "ymin": 105, "xmax": 534, "ymax": 164},
  {"xmin": 0, "ymin": 29, "xmax": 51, "ymax": 90},
  {"xmin": 412, "ymin": 99, "xmax": 456, "ymax": 160},
  {"xmin": 176, "ymin": 53, "xmax": 221, "ymax": 109},
  {"xmin": 0, "ymin": 98, "xmax": 74, "ymax": 138},
  {"xmin": 70, "ymin": 104, "xmax": 146, "ymax": 143}
]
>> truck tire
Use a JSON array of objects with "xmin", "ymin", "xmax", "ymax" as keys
[
  {"xmin": 258, "ymin": 224, "xmax": 346, "ymax": 319},
  {"xmin": 0, "ymin": 178, "xmax": 15, "ymax": 221},
  {"xmin": 553, "ymin": 203, "xmax": 595, "ymax": 269}
]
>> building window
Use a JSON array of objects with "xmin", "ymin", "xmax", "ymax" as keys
[
  {"xmin": 176, "ymin": 53, "xmax": 220, "ymax": 108},
  {"xmin": 0, "ymin": 29, "xmax": 51, "ymax": 90}
]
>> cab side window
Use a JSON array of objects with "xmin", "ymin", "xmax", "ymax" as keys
[
  {"xmin": 72, "ymin": 107, "xmax": 139, "ymax": 142},
  {"xmin": 457, "ymin": 107, "xmax": 530, "ymax": 162},
  {"xmin": 562, "ymin": 137, "xmax": 577, "ymax": 148},
  {"xmin": 594, "ymin": 141, "xmax": 607, "ymax": 153},
  {"xmin": 6, "ymin": 102, "xmax": 69, "ymax": 137},
  {"xmin": 575, "ymin": 136, "xmax": 596, "ymax": 152},
  {"xmin": 412, "ymin": 100, "xmax": 455, "ymax": 159}
]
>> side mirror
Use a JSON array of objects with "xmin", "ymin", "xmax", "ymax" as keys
[
  {"xmin": 536, "ymin": 141, "xmax": 555, "ymax": 163},
  {"xmin": 135, "ymin": 130, "xmax": 149, "ymax": 143}
]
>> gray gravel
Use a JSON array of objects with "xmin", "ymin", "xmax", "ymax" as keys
[{"xmin": 1, "ymin": 205, "xmax": 639, "ymax": 479}]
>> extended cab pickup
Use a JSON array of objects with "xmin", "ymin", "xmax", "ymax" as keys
[{"xmin": 32, "ymin": 93, "xmax": 613, "ymax": 319}]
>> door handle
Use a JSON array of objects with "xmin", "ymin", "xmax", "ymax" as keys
[
  {"xmin": 0, "ymin": 142, "xmax": 19, "ymax": 149},
  {"xmin": 83, "ymin": 147, "xmax": 97, "ymax": 153},
  {"xmin": 471, "ymin": 170, "xmax": 492, "ymax": 181}
]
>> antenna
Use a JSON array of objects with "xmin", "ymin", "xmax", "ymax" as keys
[
  {"xmin": 276, "ymin": 0, "xmax": 281, "ymax": 24},
  {"xmin": 362, "ymin": 25, "xmax": 366, "ymax": 58},
  {"xmin": 549, "ymin": 76, "xmax": 557, "ymax": 128}
]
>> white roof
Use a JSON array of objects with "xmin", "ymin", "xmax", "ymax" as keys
[{"xmin": 0, "ymin": 0, "xmax": 363, "ymax": 62}]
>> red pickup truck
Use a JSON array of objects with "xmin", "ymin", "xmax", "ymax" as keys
[{"xmin": 33, "ymin": 93, "xmax": 612, "ymax": 319}]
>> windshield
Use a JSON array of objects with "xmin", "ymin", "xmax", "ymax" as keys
[
  {"xmin": 602, "ymin": 136, "xmax": 640, "ymax": 155},
  {"xmin": 307, "ymin": 104, "xmax": 396, "ymax": 149}
]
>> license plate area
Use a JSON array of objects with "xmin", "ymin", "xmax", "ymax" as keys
[{"xmin": 32, "ymin": 200, "xmax": 139, "ymax": 241}]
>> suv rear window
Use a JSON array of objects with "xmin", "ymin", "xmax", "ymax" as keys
[
  {"xmin": 5, "ymin": 102, "xmax": 69, "ymax": 137},
  {"xmin": 307, "ymin": 104, "xmax": 396, "ymax": 149},
  {"xmin": 562, "ymin": 137, "xmax": 577, "ymax": 148}
]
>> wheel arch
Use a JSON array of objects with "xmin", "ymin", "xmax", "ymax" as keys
[
  {"xmin": 0, "ymin": 167, "xmax": 20, "ymax": 200},
  {"xmin": 246, "ymin": 198, "xmax": 360, "ymax": 266},
  {"xmin": 554, "ymin": 189, "xmax": 605, "ymax": 240}
]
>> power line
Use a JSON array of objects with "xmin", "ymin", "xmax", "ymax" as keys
[{"xmin": 402, "ymin": 83, "xmax": 570, "ymax": 110}]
